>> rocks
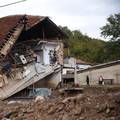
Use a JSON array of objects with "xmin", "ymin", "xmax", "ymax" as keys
[
  {"xmin": 4, "ymin": 111, "xmax": 18, "ymax": 119},
  {"xmin": 0, "ymin": 100, "xmax": 35, "ymax": 120},
  {"xmin": 96, "ymin": 104, "xmax": 107, "ymax": 113},
  {"xmin": 72, "ymin": 107, "xmax": 82, "ymax": 115},
  {"xmin": 106, "ymin": 108, "xmax": 110, "ymax": 114},
  {"xmin": 7, "ymin": 101, "xmax": 22, "ymax": 105},
  {"xmin": 26, "ymin": 108, "xmax": 34, "ymax": 113},
  {"xmin": 62, "ymin": 114, "xmax": 71, "ymax": 120},
  {"xmin": 2, "ymin": 118, "xmax": 11, "ymax": 120},
  {"xmin": 35, "ymin": 96, "xmax": 45, "ymax": 102},
  {"xmin": 7, "ymin": 101, "xmax": 17, "ymax": 105},
  {"xmin": 62, "ymin": 94, "xmax": 83, "ymax": 103},
  {"xmin": 47, "ymin": 103, "xmax": 64, "ymax": 115},
  {"xmin": 79, "ymin": 116, "xmax": 85, "ymax": 120},
  {"xmin": 0, "ymin": 87, "xmax": 120, "ymax": 120},
  {"xmin": 47, "ymin": 107, "xmax": 56, "ymax": 114}
]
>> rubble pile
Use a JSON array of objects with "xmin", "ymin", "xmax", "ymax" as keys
[
  {"xmin": 0, "ymin": 101, "xmax": 35, "ymax": 120},
  {"xmin": 35, "ymin": 90, "xmax": 120, "ymax": 120},
  {"xmin": 0, "ymin": 87, "xmax": 120, "ymax": 120}
]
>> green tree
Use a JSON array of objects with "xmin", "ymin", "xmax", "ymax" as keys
[
  {"xmin": 61, "ymin": 26, "xmax": 105, "ymax": 63},
  {"xmin": 101, "ymin": 13, "xmax": 120, "ymax": 62},
  {"xmin": 101, "ymin": 13, "xmax": 120, "ymax": 41}
]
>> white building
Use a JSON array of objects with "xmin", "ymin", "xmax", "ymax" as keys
[
  {"xmin": 77, "ymin": 60, "xmax": 120, "ymax": 85},
  {"xmin": 76, "ymin": 59, "xmax": 91, "ymax": 69}
]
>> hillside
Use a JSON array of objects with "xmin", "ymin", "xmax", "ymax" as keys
[{"xmin": 61, "ymin": 26, "xmax": 120, "ymax": 63}]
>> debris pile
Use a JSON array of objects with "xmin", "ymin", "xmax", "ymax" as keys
[
  {"xmin": 0, "ymin": 14, "xmax": 65, "ymax": 100},
  {"xmin": 0, "ymin": 87, "xmax": 120, "ymax": 120},
  {"xmin": 35, "ymin": 90, "xmax": 120, "ymax": 120}
]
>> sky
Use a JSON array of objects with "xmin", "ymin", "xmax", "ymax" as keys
[{"xmin": 0, "ymin": 0, "xmax": 120, "ymax": 40}]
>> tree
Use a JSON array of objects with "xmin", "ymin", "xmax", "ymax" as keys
[
  {"xmin": 101, "ymin": 13, "xmax": 120, "ymax": 62},
  {"xmin": 101, "ymin": 13, "xmax": 120, "ymax": 41},
  {"xmin": 60, "ymin": 26, "xmax": 105, "ymax": 63}
]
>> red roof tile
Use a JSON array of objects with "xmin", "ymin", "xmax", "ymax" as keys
[{"xmin": 0, "ymin": 15, "xmax": 45, "ymax": 44}]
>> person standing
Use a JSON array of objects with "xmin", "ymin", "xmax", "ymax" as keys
[
  {"xmin": 86, "ymin": 75, "xmax": 90, "ymax": 85},
  {"xmin": 99, "ymin": 75, "xmax": 104, "ymax": 85}
]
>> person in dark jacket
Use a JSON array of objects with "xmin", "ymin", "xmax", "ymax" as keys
[{"xmin": 86, "ymin": 75, "xmax": 90, "ymax": 85}]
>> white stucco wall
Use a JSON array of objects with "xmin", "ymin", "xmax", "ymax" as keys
[
  {"xmin": 77, "ymin": 64, "xmax": 91, "ymax": 69},
  {"xmin": 34, "ymin": 41, "xmax": 63, "ymax": 65},
  {"xmin": 43, "ymin": 43, "xmax": 57, "ymax": 65},
  {"xmin": 77, "ymin": 64, "xmax": 120, "ymax": 85},
  {"xmin": 63, "ymin": 68, "xmax": 74, "ymax": 74}
]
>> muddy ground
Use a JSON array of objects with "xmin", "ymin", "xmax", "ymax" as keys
[{"xmin": 0, "ymin": 86, "xmax": 120, "ymax": 120}]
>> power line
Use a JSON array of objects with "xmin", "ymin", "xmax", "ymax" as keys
[{"xmin": 0, "ymin": 0, "xmax": 27, "ymax": 8}]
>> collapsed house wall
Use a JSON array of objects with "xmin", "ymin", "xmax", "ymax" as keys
[
  {"xmin": 77, "ymin": 61, "xmax": 120, "ymax": 85},
  {"xmin": 0, "ymin": 62, "xmax": 61, "ymax": 99},
  {"xmin": 0, "ymin": 39, "xmax": 63, "ymax": 100},
  {"xmin": 0, "ymin": 14, "xmax": 67, "ymax": 99},
  {"xmin": 34, "ymin": 68, "xmax": 61, "ymax": 88}
]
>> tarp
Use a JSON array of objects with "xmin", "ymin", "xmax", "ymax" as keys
[{"xmin": 29, "ymin": 88, "xmax": 52, "ymax": 98}]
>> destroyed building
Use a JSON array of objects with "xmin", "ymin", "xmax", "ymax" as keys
[{"xmin": 0, "ymin": 15, "xmax": 67, "ymax": 100}]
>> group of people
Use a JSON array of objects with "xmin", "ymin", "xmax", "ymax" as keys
[{"xmin": 86, "ymin": 75, "xmax": 104, "ymax": 85}]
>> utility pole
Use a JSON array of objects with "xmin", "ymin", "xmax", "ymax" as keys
[
  {"xmin": 74, "ymin": 58, "xmax": 77, "ymax": 84},
  {"xmin": 0, "ymin": 0, "xmax": 27, "ymax": 8}
]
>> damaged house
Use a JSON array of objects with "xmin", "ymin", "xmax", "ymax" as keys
[{"xmin": 0, "ymin": 15, "xmax": 67, "ymax": 100}]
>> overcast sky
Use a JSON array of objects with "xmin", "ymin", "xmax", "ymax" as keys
[{"xmin": 0, "ymin": 0, "xmax": 120, "ymax": 40}]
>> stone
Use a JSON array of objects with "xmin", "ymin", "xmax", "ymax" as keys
[
  {"xmin": 2, "ymin": 118, "xmax": 11, "ymax": 120},
  {"xmin": 35, "ymin": 96, "xmax": 45, "ymax": 102},
  {"xmin": 62, "ymin": 114, "xmax": 72, "ymax": 120},
  {"xmin": 106, "ymin": 108, "xmax": 110, "ymax": 114},
  {"xmin": 79, "ymin": 116, "xmax": 85, "ymax": 120},
  {"xmin": 73, "ymin": 107, "xmax": 82, "ymax": 115}
]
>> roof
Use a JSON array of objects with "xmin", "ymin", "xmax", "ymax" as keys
[
  {"xmin": 0, "ymin": 15, "xmax": 67, "ymax": 44},
  {"xmin": 0, "ymin": 15, "xmax": 45, "ymax": 44},
  {"xmin": 76, "ymin": 59, "xmax": 91, "ymax": 65},
  {"xmin": 77, "ymin": 60, "xmax": 120, "ymax": 73}
]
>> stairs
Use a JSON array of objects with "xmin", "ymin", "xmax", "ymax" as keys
[{"xmin": 0, "ymin": 15, "xmax": 27, "ymax": 64}]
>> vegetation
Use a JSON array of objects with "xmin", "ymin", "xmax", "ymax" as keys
[
  {"xmin": 101, "ymin": 13, "xmax": 120, "ymax": 41},
  {"xmin": 61, "ymin": 26, "xmax": 105, "ymax": 63},
  {"xmin": 100, "ymin": 13, "xmax": 120, "ymax": 62},
  {"xmin": 60, "ymin": 13, "xmax": 120, "ymax": 63}
]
